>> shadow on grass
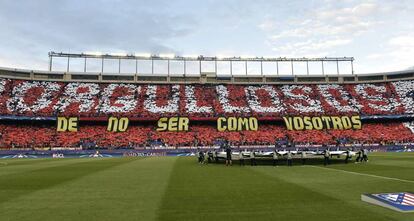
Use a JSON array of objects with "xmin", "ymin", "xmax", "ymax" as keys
[{"xmin": 0, "ymin": 158, "xmax": 139, "ymax": 205}]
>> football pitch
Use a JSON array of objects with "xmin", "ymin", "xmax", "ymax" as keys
[{"xmin": 0, "ymin": 153, "xmax": 413, "ymax": 221}]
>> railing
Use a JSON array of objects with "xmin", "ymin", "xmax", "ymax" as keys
[{"xmin": 1, "ymin": 66, "xmax": 414, "ymax": 84}]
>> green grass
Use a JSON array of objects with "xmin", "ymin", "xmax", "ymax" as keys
[{"xmin": 0, "ymin": 153, "xmax": 414, "ymax": 221}]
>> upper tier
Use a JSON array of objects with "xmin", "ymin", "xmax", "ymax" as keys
[{"xmin": 0, "ymin": 76, "xmax": 414, "ymax": 118}]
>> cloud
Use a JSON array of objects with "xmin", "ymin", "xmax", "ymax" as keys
[
  {"xmin": 0, "ymin": 0, "xmax": 198, "ymax": 69},
  {"xmin": 272, "ymin": 38, "xmax": 352, "ymax": 57},
  {"xmin": 389, "ymin": 36, "xmax": 414, "ymax": 47},
  {"xmin": 0, "ymin": 0, "xmax": 413, "ymax": 73},
  {"xmin": 261, "ymin": 1, "xmax": 381, "ymax": 57},
  {"xmin": 364, "ymin": 34, "xmax": 414, "ymax": 72},
  {"xmin": 317, "ymin": 2, "xmax": 378, "ymax": 20}
]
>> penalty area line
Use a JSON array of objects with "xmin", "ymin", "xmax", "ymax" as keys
[{"xmin": 306, "ymin": 165, "xmax": 414, "ymax": 184}]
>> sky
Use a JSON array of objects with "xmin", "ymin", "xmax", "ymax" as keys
[{"xmin": 0, "ymin": 0, "xmax": 413, "ymax": 74}]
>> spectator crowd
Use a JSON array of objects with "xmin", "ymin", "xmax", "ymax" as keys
[
  {"xmin": 1, "ymin": 79, "xmax": 414, "ymax": 117},
  {"xmin": 1, "ymin": 78, "xmax": 414, "ymax": 149}
]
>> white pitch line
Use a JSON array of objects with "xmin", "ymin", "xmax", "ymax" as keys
[
  {"xmin": 0, "ymin": 162, "xmax": 8, "ymax": 166},
  {"xmin": 306, "ymin": 165, "xmax": 414, "ymax": 184}
]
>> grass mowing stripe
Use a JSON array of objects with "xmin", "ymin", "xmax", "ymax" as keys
[
  {"xmin": 0, "ymin": 158, "xmax": 107, "ymax": 177},
  {"xmin": 0, "ymin": 153, "xmax": 412, "ymax": 221},
  {"xmin": 0, "ymin": 157, "xmax": 176, "ymax": 221},
  {"xmin": 370, "ymin": 160, "xmax": 414, "ymax": 169},
  {"xmin": 0, "ymin": 158, "xmax": 136, "ymax": 205},
  {"xmin": 306, "ymin": 165, "xmax": 414, "ymax": 184},
  {"xmin": 0, "ymin": 158, "xmax": 61, "ymax": 166},
  {"xmin": 156, "ymin": 157, "xmax": 393, "ymax": 221},
  {"xmin": 366, "ymin": 152, "xmax": 414, "ymax": 158},
  {"xmin": 249, "ymin": 164, "xmax": 414, "ymax": 221}
]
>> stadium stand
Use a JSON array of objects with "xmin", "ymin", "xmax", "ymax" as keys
[
  {"xmin": 1, "ymin": 79, "xmax": 413, "ymax": 117},
  {"xmin": 1, "ymin": 74, "xmax": 414, "ymax": 149},
  {"xmin": 0, "ymin": 123, "xmax": 413, "ymax": 148}
]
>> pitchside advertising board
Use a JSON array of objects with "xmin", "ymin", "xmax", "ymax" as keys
[{"xmin": 56, "ymin": 115, "xmax": 362, "ymax": 132}]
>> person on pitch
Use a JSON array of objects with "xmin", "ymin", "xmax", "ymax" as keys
[
  {"xmin": 207, "ymin": 150, "xmax": 213, "ymax": 163},
  {"xmin": 250, "ymin": 150, "xmax": 257, "ymax": 166},
  {"xmin": 239, "ymin": 149, "xmax": 245, "ymax": 166},
  {"xmin": 214, "ymin": 149, "xmax": 219, "ymax": 163},
  {"xmin": 287, "ymin": 150, "xmax": 293, "ymax": 166},
  {"xmin": 203, "ymin": 151, "xmax": 209, "ymax": 164},
  {"xmin": 345, "ymin": 149, "xmax": 351, "ymax": 164},
  {"xmin": 301, "ymin": 150, "xmax": 307, "ymax": 165},
  {"xmin": 225, "ymin": 141, "xmax": 232, "ymax": 166},
  {"xmin": 324, "ymin": 148, "xmax": 330, "ymax": 166},
  {"xmin": 272, "ymin": 149, "xmax": 278, "ymax": 166},
  {"xmin": 198, "ymin": 149, "xmax": 204, "ymax": 164},
  {"xmin": 355, "ymin": 148, "xmax": 362, "ymax": 163},
  {"xmin": 362, "ymin": 148, "xmax": 369, "ymax": 162}
]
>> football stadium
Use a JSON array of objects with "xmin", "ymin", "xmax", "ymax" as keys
[
  {"xmin": 1, "ymin": 53, "xmax": 414, "ymax": 221},
  {"xmin": 1, "ymin": 1, "xmax": 414, "ymax": 221}
]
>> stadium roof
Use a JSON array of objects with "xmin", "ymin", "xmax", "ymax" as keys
[{"xmin": 48, "ymin": 51, "xmax": 355, "ymax": 76}]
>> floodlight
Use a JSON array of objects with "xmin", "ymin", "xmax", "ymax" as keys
[
  {"xmin": 134, "ymin": 53, "xmax": 151, "ymax": 58},
  {"xmin": 110, "ymin": 52, "xmax": 128, "ymax": 57},
  {"xmin": 240, "ymin": 55, "xmax": 254, "ymax": 59},
  {"xmin": 216, "ymin": 55, "xmax": 230, "ymax": 60},
  {"xmin": 183, "ymin": 55, "xmax": 199, "ymax": 59},
  {"xmin": 159, "ymin": 53, "xmax": 175, "ymax": 59},
  {"xmin": 84, "ymin": 51, "xmax": 103, "ymax": 56}
]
